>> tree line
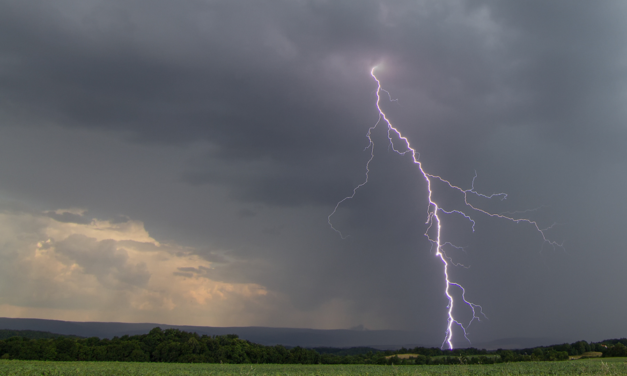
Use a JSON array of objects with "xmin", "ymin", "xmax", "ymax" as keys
[{"xmin": 0, "ymin": 327, "xmax": 626, "ymax": 365}]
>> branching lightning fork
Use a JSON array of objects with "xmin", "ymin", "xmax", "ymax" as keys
[{"xmin": 328, "ymin": 66, "xmax": 562, "ymax": 349}]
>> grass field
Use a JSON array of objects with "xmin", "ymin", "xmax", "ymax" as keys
[
  {"xmin": 384, "ymin": 354, "xmax": 501, "ymax": 361},
  {"xmin": 1, "ymin": 358, "xmax": 627, "ymax": 375}
]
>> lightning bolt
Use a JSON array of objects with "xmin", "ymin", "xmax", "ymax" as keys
[{"xmin": 328, "ymin": 66, "xmax": 562, "ymax": 350}]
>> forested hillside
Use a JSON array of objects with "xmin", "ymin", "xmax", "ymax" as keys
[{"xmin": 1, "ymin": 327, "xmax": 626, "ymax": 365}]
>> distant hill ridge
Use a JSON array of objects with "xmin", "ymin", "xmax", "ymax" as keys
[
  {"xmin": 0, "ymin": 317, "xmax": 430, "ymax": 349},
  {"xmin": 0, "ymin": 329, "xmax": 81, "ymax": 340},
  {"xmin": 0, "ymin": 317, "xmax": 575, "ymax": 350}
]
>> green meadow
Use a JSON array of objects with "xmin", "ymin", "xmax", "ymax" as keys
[{"xmin": 2, "ymin": 358, "xmax": 627, "ymax": 375}]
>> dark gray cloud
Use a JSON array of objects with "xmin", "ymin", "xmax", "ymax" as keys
[
  {"xmin": 0, "ymin": 0, "xmax": 626, "ymax": 346},
  {"xmin": 44, "ymin": 210, "xmax": 92, "ymax": 224}
]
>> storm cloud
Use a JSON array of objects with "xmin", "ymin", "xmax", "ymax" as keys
[{"xmin": 1, "ymin": 0, "xmax": 626, "ymax": 347}]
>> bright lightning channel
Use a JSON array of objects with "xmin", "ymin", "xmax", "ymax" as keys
[{"xmin": 328, "ymin": 66, "xmax": 562, "ymax": 350}]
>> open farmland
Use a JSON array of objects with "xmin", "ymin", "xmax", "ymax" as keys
[
  {"xmin": 2, "ymin": 359, "xmax": 627, "ymax": 375},
  {"xmin": 385, "ymin": 353, "xmax": 423, "ymax": 359},
  {"xmin": 384, "ymin": 353, "xmax": 501, "ymax": 361}
]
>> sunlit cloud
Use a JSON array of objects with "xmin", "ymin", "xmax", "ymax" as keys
[{"xmin": 0, "ymin": 208, "xmax": 269, "ymax": 325}]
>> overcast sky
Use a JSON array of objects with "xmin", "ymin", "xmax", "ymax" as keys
[{"xmin": 1, "ymin": 0, "xmax": 626, "ymax": 348}]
